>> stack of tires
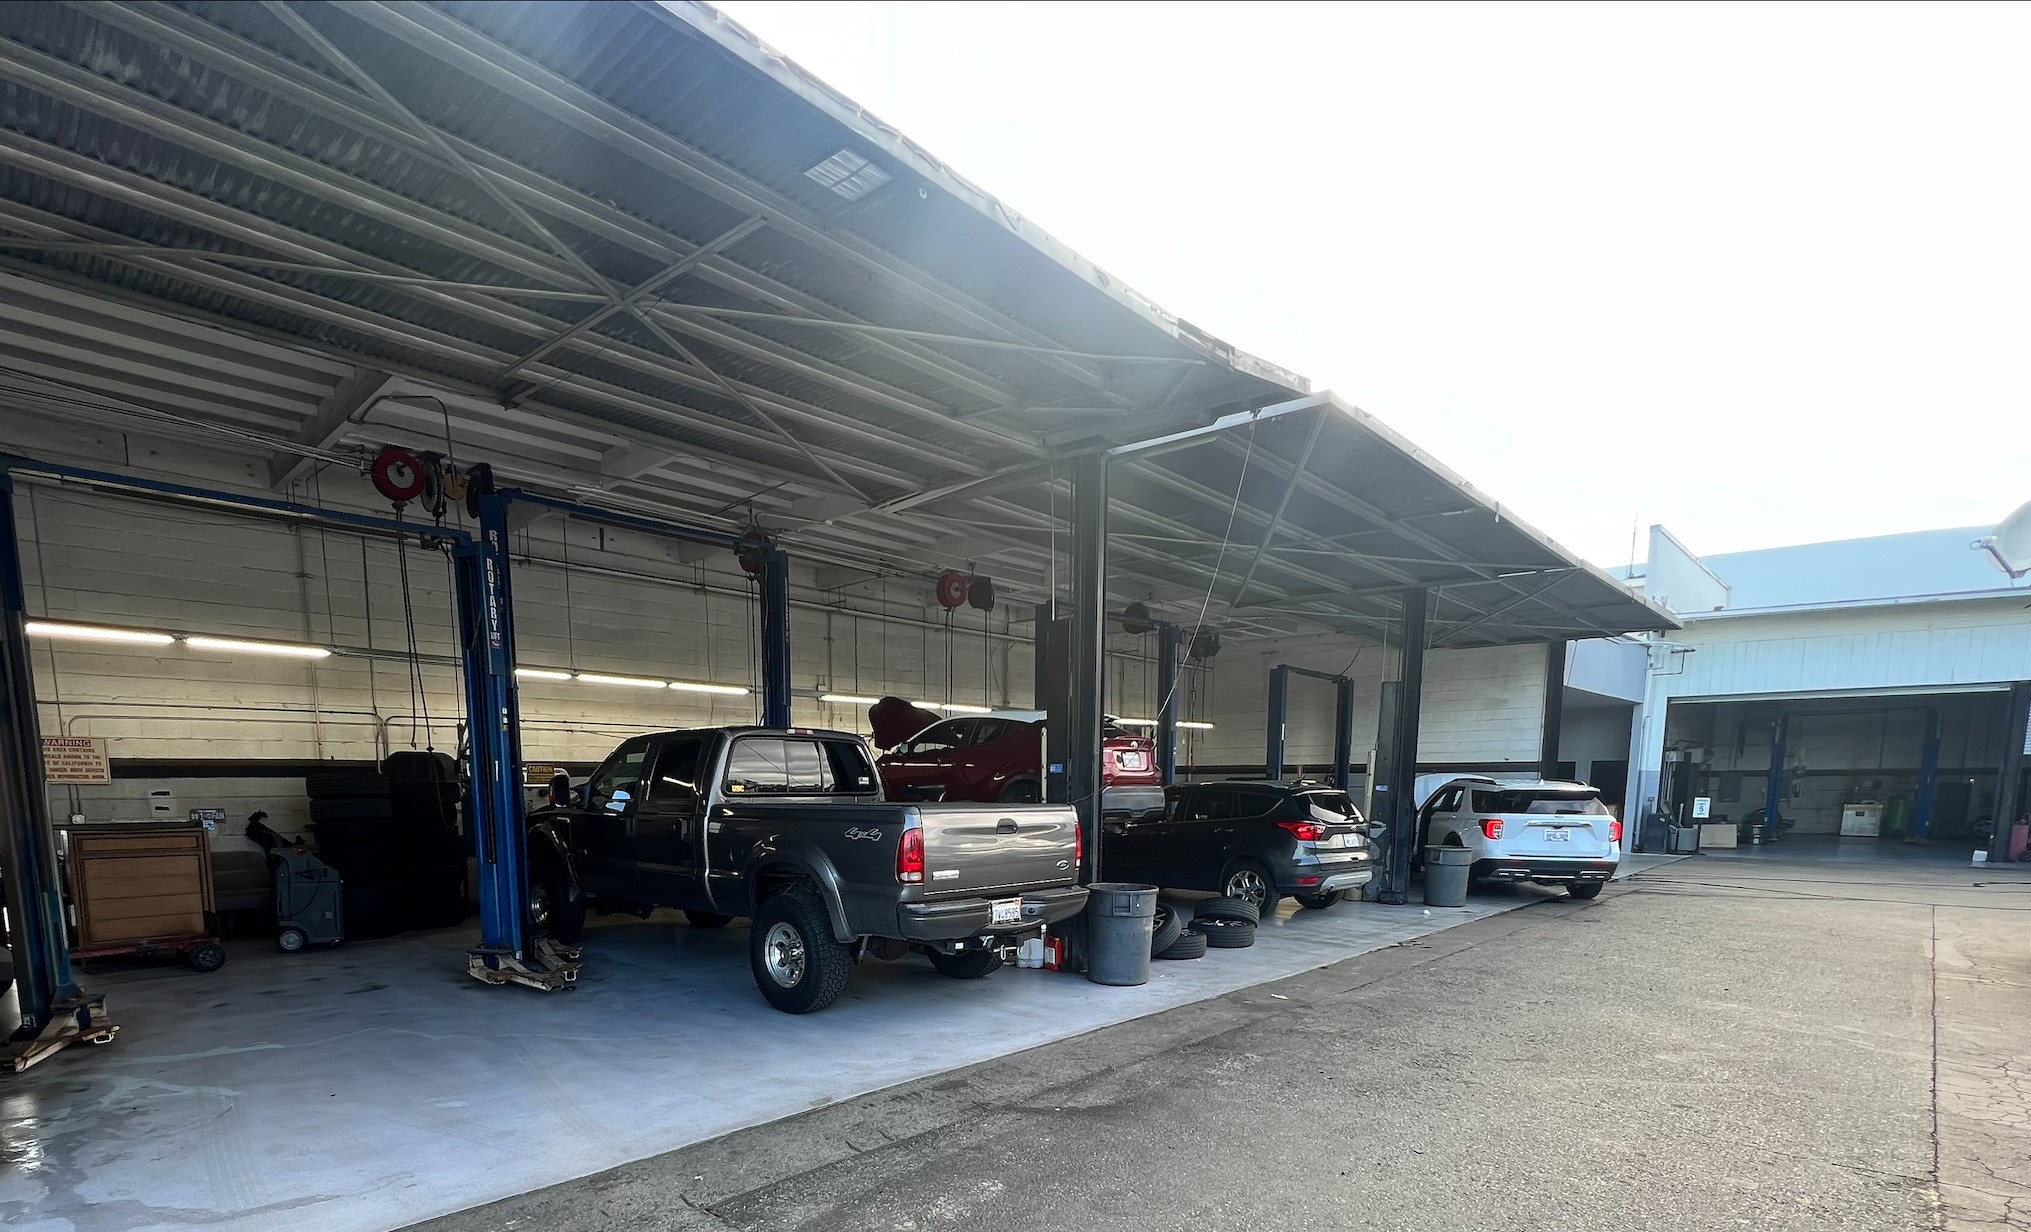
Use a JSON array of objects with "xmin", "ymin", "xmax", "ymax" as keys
[
  {"xmin": 1187, "ymin": 896, "xmax": 1258, "ymax": 950},
  {"xmin": 1151, "ymin": 903, "xmax": 1206, "ymax": 960},
  {"xmin": 305, "ymin": 768, "xmax": 406, "ymax": 940},
  {"xmin": 383, "ymin": 751, "xmax": 468, "ymax": 932}
]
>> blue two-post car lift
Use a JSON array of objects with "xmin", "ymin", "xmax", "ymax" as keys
[{"xmin": 0, "ymin": 455, "xmax": 793, "ymax": 1066}]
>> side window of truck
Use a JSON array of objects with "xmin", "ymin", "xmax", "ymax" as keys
[
  {"xmin": 644, "ymin": 736, "xmax": 705, "ymax": 811},
  {"xmin": 587, "ymin": 739, "xmax": 653, "ymax": 813},
  {"xmin": 821, "ymin": 740, "xmax": 880, "ymax": 794}
]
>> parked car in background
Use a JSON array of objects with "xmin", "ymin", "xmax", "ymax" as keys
[
  {"xmin": 869, "ymin": 698, "xmax": 1164, "ymax": 819},
  {"xmin": 527, "ymin": 726, "xmax": 1088, "ymax": 1013},
  {"xmin": 1100, "ymin": 779, "xmax": 1378, "ymax": 918},
  {"xmin": 1415, "ymin": 775, "xmax": 1621, "ymax": 898}
]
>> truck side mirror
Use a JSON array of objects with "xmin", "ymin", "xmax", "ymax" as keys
[{"xmin": 549, "ymin": 773, "xmax": 572, "ymax": 806}]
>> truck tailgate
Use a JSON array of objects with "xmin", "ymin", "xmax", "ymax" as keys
[{"xmin": 915, "ymin": 803, "xmax": 1080, "ymax": 897}]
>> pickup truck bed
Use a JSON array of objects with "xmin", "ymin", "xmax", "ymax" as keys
[{"xmin": 529, "ymin": 727, "xmax": 1087, "ymax": 1012}]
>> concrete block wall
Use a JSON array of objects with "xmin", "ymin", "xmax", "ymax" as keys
[{"xmin": 1190, "ymin": 629, "xmax": 1552, "ymax": 776}]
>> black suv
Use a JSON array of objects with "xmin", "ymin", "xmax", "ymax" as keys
[{"xmin": 1099, "ymin": 780, "xmax": 1378, "ymax": 918}]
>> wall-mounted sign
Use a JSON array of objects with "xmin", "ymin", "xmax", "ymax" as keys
[
  {"xmin": 42, "ymin": 736, "xmax": 110, "ymax": 784},
  {"xmin": 524, "ymin": 763, "xmax": 561, "ymax": 787}
]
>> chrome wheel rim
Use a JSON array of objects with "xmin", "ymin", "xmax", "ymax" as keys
[
  {"xmin": 529, "ymin": 879, "xmax": 553, "ymax": 928},
  {"xmin": 1226, "ymin": 869, "xmax": 1268, "ymax": 908},
  {"xmin": 763, "ymin": 922, "xmax": 807, "ymax": 988}
]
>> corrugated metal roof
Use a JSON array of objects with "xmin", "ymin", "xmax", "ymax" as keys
[{"xmin": 0, "ymin": 0, "xmax": 1674, "ymax": 646}]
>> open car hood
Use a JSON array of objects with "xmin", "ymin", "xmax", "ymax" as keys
[{"xmin": 868, "ymin": 696, "xmax": 944, "ymax": 749}]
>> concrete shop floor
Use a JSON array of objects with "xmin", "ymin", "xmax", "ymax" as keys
[{"xmin": 3, "ymin": 862, "xmax": 1671, "ymax": 1232}]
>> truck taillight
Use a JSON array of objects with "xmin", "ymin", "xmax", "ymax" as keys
[
  {"xmin": 1609, "ymin": 819, "xmax": 1623, "ymax": 844},
  {"xmin": 1277, "ymin": 820, "xmax": 1326, "ymax": 842},
  {"xmin": 1479, "ymin": 818, "xmax": 1504, "ymax": 840},
  {"xmin": 898, "ymin": 822, "xmax": 925, "ymax": 884},
  {"xmin": 1075, "ymin": 822, "xmax": 1084, "ymax": 870}
]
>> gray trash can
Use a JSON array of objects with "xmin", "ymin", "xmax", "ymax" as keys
[
  {"xmin": 1423, "ymin": 846, "xmax": 1473, "ymax": 907},
  {"xmin": 1083, "ymin": 883, "xmax": 1158, "ymax": 986}
]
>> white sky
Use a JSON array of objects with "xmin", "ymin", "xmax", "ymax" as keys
[{"xmin": 713, "ymin": 1, "xmax": 2028, "ymax": 569}]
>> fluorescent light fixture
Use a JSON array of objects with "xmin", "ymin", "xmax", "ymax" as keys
[
  {"xmin": 1113, "ymin": 717, "xmax": 1157, "ymax": 727},
  {"xmin": 1112, "ymin": 716, "xmax": 1214, "ymax": 730},
  {"xmin": 1178, "ymin": 721, "xmax": 1215, "ymax": 731},
  {"xmin": 575, "ymin": 672, "xmax": 666, "ymax": 689},
  {"xmin": 934, "ymin": 702, "xmax": 993, "ymax": 714},
  {"xmin": 514, "ymin": 668, "xmax": 574, "ymax": 682},
  {"xmin": 25, "ymin": 620, "xmax": 175, "ymax": 646},
  {"xmin": 803, "ymin": 149, "xmax": 891, "ymax": 202},
  {"xmin": 820, "ymin": 693, "xmax": 881, "ymax": 706},
  {"xmin": 668, "ymin": 680, "xmax": 750, "ymax": 696},
  {"xmin": 184, "ymin": 635, "xmax": 330, "ymax": 659}
]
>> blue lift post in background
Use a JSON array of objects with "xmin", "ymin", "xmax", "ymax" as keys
[
  {"xmin": 1762, "ymin": 714, "xmax": 1790, "ymax": 839},
  {"xmin": 1914, "ymin": 708, "xmax": 1943, "ymax": 839},
  {"xmin": 456, "ymin": 492, "xmax": 545, "ymax": 985},
  {"xmin": 1264, "ymin": 663, "xmax": 1358, "ymax": 790}
]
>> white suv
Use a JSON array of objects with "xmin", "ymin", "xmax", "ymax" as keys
[{"xmin": 1415, "ymin": 775, "xmax": 1621, "ymax": 898}]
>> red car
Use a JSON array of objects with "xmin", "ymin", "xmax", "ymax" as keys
[{"xmin": 869, "ymin": 698, "xmax": 1165, "ymax": 818}]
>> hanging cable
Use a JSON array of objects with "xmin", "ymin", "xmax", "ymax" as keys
[
  {"xmin": 393, "ymin": 510, "xmax": 434, "ymax": 751},
  {"xmin": 1151, "ymin": 414, "xmax": 1261, "ymax": 728}
]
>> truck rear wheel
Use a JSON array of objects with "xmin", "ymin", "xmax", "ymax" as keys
[
  {"xmin": 750, "ymin": 885, "xmax": 852, "ymax": 1013},
  {"xmin": 926, "ymin": 948, "xmax": 1002, "ymax": 979}
]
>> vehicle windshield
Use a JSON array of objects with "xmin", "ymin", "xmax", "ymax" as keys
[{"xmin": 1477, "ymin": 789, "xmax": 1610, "ymax": 815}]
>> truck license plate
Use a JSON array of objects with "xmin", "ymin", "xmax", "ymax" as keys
[
  {"xmin": 1546, "ymin": 828, "xmax": 1569, "ymax": 842},
  {"xmin": 1120, "ymin": 752, "xmax": 1147, "ymax": 770},
  {"xmin": 991, "ymin": 898, "xmax": 1022, "ymax": 925}
]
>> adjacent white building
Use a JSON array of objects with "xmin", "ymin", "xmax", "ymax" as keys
[{"xmin": 1621, "ymin": 524, "xmax": 2031, "ymax": 848}]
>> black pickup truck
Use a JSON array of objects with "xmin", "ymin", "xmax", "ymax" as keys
[{"xmin": 528, "ymin": 726, "xmax": 1088, "ymax": 1013}]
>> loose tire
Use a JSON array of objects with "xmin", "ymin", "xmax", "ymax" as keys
[
  {"xmin": 1294, "ymin": 890, "xmax": 1343, "ymax": 910},
  {"xmin": 750, "ymin": 886, "xmax": 853, "ymax": 1013},
  {"xmin": 1194, "ymin": 895, "xmax": 1260, "ymax": 926},
  {"xmin": 1220, "ymin": 862, "xmax": 1281, "ymax": 921},
  {"xmin": 382, "ymin": 750, "xmax": 460, "ymax": 783},
  {"xmin": 187, "ymin": 942, "xmax": 227, "ymax": 973},
  {"xmin": 997, "ymin": 778, "xmax": 1042, "ymax": 804},
  {"xmin": 276, "ymin": 926, "xmax": 308, "ymax": 954},
  {"xmin": 529, "ymin": 858, "xmax": 585, "ymax": 943},
  {"xmin": 1156, "ymin": 927, "xmax": 1208, "ymax": 960},
  {"xmin": 926, "ymin": 948, "xmax": 1003, "ymax": 979},
  {"xmin": 683, "ymin": 909, "xmax": 734, "ymax": 929},
  {"xmin": 1150, "ymin": 903, "xmax": 1184, "ymax": 956},
  {"xmin": 311, "ymin": 797, "xmax": 395, "ymax": 824},
  {"xmin": 1195, "ymin": 916, "xmax": 1257, "ymax": 949},
  {"xmin": 1568, "ymin": 882, "xmax": 1604, "ymax": 900},
  {"xmin": 305, "ymin": 770, "xmax": 388, "ymax": 800}
]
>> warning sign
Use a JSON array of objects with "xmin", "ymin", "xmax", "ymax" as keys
[{"xmin": 42, "ymin": 736, "xmax": 111, "ymax": 784}]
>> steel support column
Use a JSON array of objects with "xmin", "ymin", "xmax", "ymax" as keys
[
  {"xmin": 1540, "ymin": 640, "xmax": 1568, "ymax": 779},
  {"xmin": 1332, "ymin": 677, "xmax": 1356, "ymax": 793},
  {"xmin": 1067, "ymin": 452, "xmax": 1107, "ymax": 881},
  {"xmin": 1763, "ymin": 715, "xmax": 1789, "ymax": 837},
  {"xmin": 457, "ymin": 492, "xmax": 527, "ymax": 960},
  {"xmin": 1382, "ymin": 588, "xmax": 1430, "ymax": 904},
  {"xmin": 758, "ymin": 542, "xmax": 792, "ymax": 727},
  {"xmin": 1266, "ymin": 663, "xmax": 1291, "ymax": 781},
  {"xmin": 1914, "ymin": 708, "xmax": 1943, "ymax": 839},
  {"xmin": 1155, "ymin": 621, "xmax": 1180, "ymax": 786},
  {"xmin": 0, "ymin": 473, "xmax": 78, "ymax": 1038},
  {"xmin": 1991, "ymin": 683, "xmax": 2031, "ymax": 861}
]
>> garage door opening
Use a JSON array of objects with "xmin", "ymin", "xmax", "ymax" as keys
[{"xmin": 1659, "ymin": 691, "xmax": 2022, "ymax": 863}]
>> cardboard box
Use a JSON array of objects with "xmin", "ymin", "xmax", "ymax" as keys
[{"xmin": 1699, "ymin": 822, "xmax": 1738, "ymax": 849}]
